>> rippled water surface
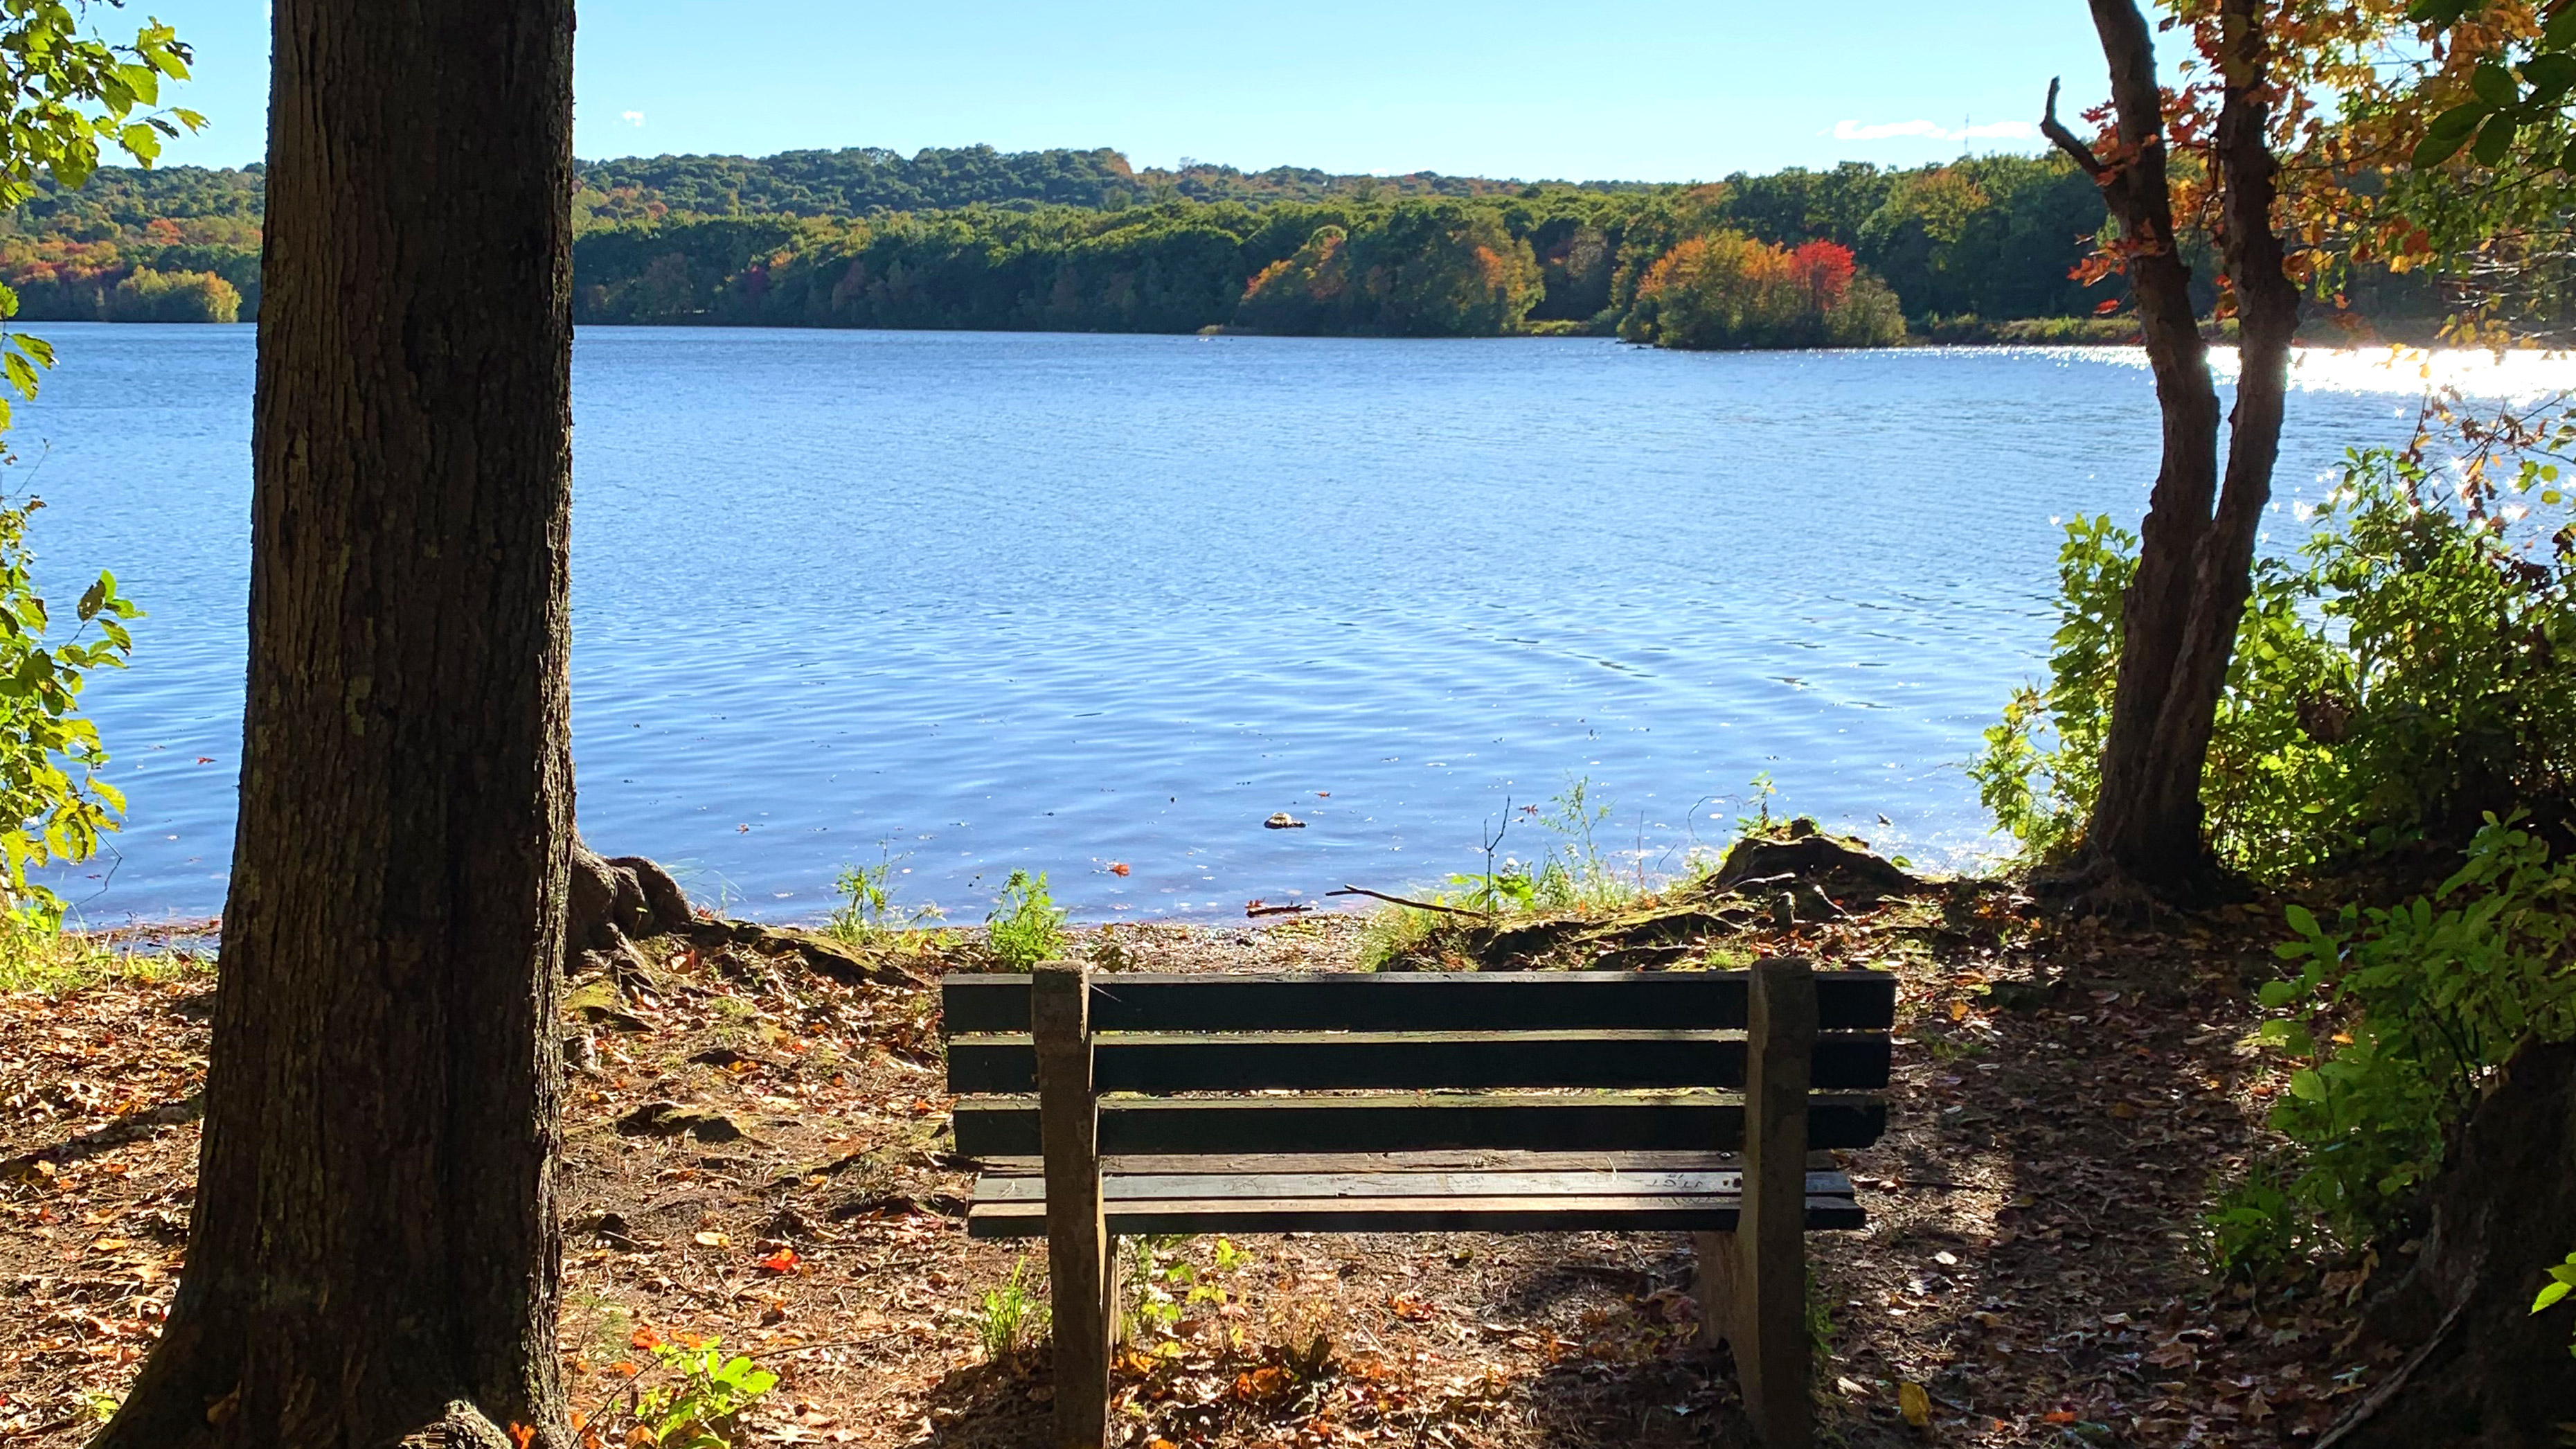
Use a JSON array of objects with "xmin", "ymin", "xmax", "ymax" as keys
[{"xmin": 17, "ymin": 326, "xmax": 2529, "ymax": 923}]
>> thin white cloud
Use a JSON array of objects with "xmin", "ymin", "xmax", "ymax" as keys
[
  {"xmin": 1831, "ymin": 118, "xmax": 2037, "ymax": 143},
  {"xmin": 620, "ymin": 110, "xmax": 646, "ymax": 127}
]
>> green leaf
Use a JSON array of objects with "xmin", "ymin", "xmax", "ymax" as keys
[
  {"xmin": 2288, "ymin": 1068, "xmax": 2327, "ymax": 1101},
  {"xmin": 2472, "ymin": 112, "xmax": 2520, "ymax": 166},
  {"xmin": 1, "ymin": 350, "xmax": 39, "ymax": 402},
  {"xmin": 2537, "ymin": 1280, "xmax": 2572, "ymax": 1313},
  {"xmin": 2523, "ymin": 51, "xmax": 2576, "ymax": 99},
  {"xmin": 2408, "ymin": 0, "xmax": 2481, "ymax": 22},
  {"xmin": 2258, "ymin": 980, "xmax": 2298, "ymax": 1008},
  {"xmin": 2548, "ymin": 7, "xmax": 2576, "ymax": 48},
  {"xmin": 2474, "ymin": 60, "xmax": 2521, "ymax": 108},
  {"xmin": 2415, "ymin": 103, "xmax": 2490, "ymax": 167},
  {"xmin": 2284, "ymin": 903, "xmax": 2321, "ymax": 938}
]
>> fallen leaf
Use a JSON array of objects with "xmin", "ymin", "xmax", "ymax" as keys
[
  {"xmin": 759, "ymin": 1248, "xmax": 799, "ymax": 1273},
  {"xmin": 695, "ymin": 1230, "xmax": 731, "ymax": 1248},
  {"xmin": 1899, "ymin": 1380, "xmax": 1931, "ymax": 1427},
  {"xmin": 1109, "ymin": 862, "xmax": 1131, "ymax": 876}
]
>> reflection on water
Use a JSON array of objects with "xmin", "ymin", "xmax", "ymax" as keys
[{"xmin": 15, "ymin": 328, "xmax": 2546, "ymax": 923}]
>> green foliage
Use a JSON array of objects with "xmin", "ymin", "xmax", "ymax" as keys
[
  {"xmin": 1974, "ymin": 445, "xmax": 2576, "ymax": 875},
  {"xmin": 0, "ymin": 488, "xmax": 139, "ymax": 935},
  {"xmin": 0, "ymin": 0, "xmax": 206, "ymax": 977},
  {"xmin": 626, "ymin": 1332, "xmax": 778, "ymax": 1448},
  {"xmin": 1442, "ymin": 776, "xmax": 1642, "ymax": 916},
  {"xmin": 1618, "ymin": 232, "xmax": 1904, "ymax": 350},
  {"xmin": 102, "ymin": 263, "xmax": 235, "ymax": 321},
  {"xmin": 2199, "ymin": 1167, "xmax": 2329, "ymax": 1282},
  {"xmin": 1129, "ymin": 1236, "xmax": 1251, "ymax": 1346},
  {"xmin": 2253, "ymin": 817, "xmax": 2576, "ymax": 1241},
  {"xmin": 0, "ymin": 5, "xmax": 199, "ymax": 202},
  {"xmin": 823, "ymin": 852, "xmax": 940, "ymax": 945},
  {"xmin": 2532, "ymin": 1247, "xmax": 2576, "ymax": 1357},
  {"xmin": 972, "ymin": 1256, "xmax": 1049, "ymax": 1360},
  {"xmin": 985, "ymin": 868, "xmax": 1068, "ymax": 970},
  {"xmin": 1967, "ymin": 513, "xmax": 2132, "ymax": 862}
]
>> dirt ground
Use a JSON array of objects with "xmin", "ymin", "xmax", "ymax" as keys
[{"xmin": 0, "ymin": 890, "xmax": 2385, "ymax": 1448}]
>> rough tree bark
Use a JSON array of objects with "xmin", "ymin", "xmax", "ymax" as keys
[
  {"xmin": 2318, "ymin": 1040, "xmax": 2576, "ymax": 1444},
  {"xmin": 94, "ymin": 2, "xmax": 578, "ymax": 1446},
  {"xmin": 2042, "ymin": 0, "xmax": 2301, "ymax": 905}
]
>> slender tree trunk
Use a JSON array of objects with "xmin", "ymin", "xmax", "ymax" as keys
[
  {"xmin": 2043, "ymin": 0, "xmax": 2299, "ymax": 904},
  {"xmin": 96, "ymin": 3, "xmax": 577, "ymax": 1447}
]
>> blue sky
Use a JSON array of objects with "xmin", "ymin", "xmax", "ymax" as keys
[{"xmin": 143, "ymin": 1, "xmax": 2120, "ymax": 181}]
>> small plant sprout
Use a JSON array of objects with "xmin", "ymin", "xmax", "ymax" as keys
[
  {"xmin": 974, "ymin": 1256, "xmax": 1050, "ymax": 1360},
  {"xmin": 622, "ymin": 1327, "xmax": 777, "ymax": 1448},
  {"xmin": 986, "ymin": 869, "xmax": 1068, "ymax": 969},
  {"xmin": 825, "ymin": 851, "xmax": 938, "ymax": 944}
]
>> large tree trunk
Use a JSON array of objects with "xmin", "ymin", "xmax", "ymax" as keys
[
  {"xmin": 2042, "ymin": 0, "xmax": 2299, "ymax": 905},
  {"xmin": 2319, "ymin": 1040, "xmax": 2576, "ymax": 1444},
  {"xmin": 95, "ymin": 3, "xmax": 578, "ymax": 1447}
]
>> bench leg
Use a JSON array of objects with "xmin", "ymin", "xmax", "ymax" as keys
[
  {"xmin": 1034, "ymin": 963, "xmax": 1111, "ymax": 1449},
  {"xmin": 1730, "ymin": 957, "xmax": 1817, "ymax": 1448},
  {"xmin": 1692, "ymin": 1229, "xmax": 1740, "ymax": 1349}
]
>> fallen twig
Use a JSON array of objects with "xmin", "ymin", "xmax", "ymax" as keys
[{"xmin": 1325, "ymin": 885, "xmax": 1484, "ymax": 917}]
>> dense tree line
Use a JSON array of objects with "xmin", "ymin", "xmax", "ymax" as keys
[
  {"xmin": 0, "ymin": 145, "xmax": 2467, "ymax": 339},
  {"xmin": 27, "ymin": 145, "xmax": 2431, "ymax": 340}
]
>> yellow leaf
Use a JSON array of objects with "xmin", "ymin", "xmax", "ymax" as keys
[
  {"xmin": 1947, "ymin": 1000, "xmax": 1969, "ymax": 1021},
  {"xmin": 694, "ymin": 1230, "xmax": 730, "ymax": 1247},
  {"xmin": 1898, "ymin": 1380, "xmax": 1931, "ymax": 1428}
]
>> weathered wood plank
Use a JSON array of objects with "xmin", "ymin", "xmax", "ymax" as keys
[
  {"xmin": 972, "ymin": 1148, "xmax": 1848, "ymax": 1176},
  {"xmin": 967, "ymin": 1193, "xmax": 1866, "ymax": 1238},
  {"xmin": 942, "ymin": 968, "xmax": 1897, "ymax": 1035},
  {"xmin": 950, "ymin": 1092, "xmax": 1888, "ymax": 1157},
  {"xmin": 944, "ymin": 1029, "xmax": 1893, "ymax": 1096},
  {"xmin": 1032, "ymin": 963, "xmax": 1109, "ymax": 1449},
  {"xmin": 1735, "ymin": 956, "xmax": 1816, "ymax": 1448},
  {"xmin": 972, "ymin": 1167, "xmax": 1856, "ymax": 1201}
]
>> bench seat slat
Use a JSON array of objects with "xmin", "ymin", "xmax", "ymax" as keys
[
  {"xmin": 943, "ymin": 969, "xmax": 1897, "ymax": 1034},
  {"xmin": 972, "ymin": 1148, "xmax": 1847, "ymax": 1175},
  {"xmin": 951, "ymin": 1091, "xmax": 1888, "ymax": 1157},
  {"xmin": 965, "ymin": 1193, "xmax": 1866, "ymax": 1238},
  {"xmin": 945, "ymin": 1029, "xmax": 1893, "ymax": 1095},
  {"xmin": 972, "ymin": 1168, "xmax": 1856, "ymax": 1201}
]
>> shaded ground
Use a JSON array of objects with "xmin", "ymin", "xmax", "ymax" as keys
[{"xmin": 0, "ymin": 892, "xmax": 2383, "ymax": 1446}]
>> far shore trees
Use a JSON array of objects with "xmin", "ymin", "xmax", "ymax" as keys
[
  {"xmin": 2041, "ymin": 0, "xmax": 2301, "ymax": 905},
  {"xmin": 92, "ymin": 2, "xmax": 580, "ymax": 1446}
]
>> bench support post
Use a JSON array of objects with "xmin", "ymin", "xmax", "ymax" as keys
[
  {"xmin": 1696, "ymin": 957, "xmax": 1816, "ymax": 1448},
  {"xmin": 1033, "ymin": 961, "xmax": 1111, "ymax": 1449}
]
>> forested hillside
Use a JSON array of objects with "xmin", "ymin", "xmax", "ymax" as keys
[{"xmin": 0, "ymin": 143, "xmax": 2444, "ymax": 338}]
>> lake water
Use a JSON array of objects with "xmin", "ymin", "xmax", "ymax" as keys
[{"xmin": 12, "ymin": 325, "xmax": 2548, "ymax": 926}]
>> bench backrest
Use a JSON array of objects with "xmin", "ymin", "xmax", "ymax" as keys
[{"xmin": 941, "ymin": 967, "xmax": 1893, "ymax": 1159}]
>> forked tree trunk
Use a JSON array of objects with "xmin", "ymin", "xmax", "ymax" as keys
[
  {"xmin": 95, "ymin": 3, "xmax": 578, "ymax": 1446},
  {"xmin": 2043, "ymin": 0, "xmax": 2300, "ymax": 904}
]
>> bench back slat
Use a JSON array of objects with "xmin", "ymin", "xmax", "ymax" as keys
[
  {"xmin": 942, "ymin": 969, "xmax": 1895, "ymax": 1035},
  {"xmin": 952, "ymin": 1091, "xmax": 1888, "ymax": 1157},
  {"xmin": 945, "ymin": 1026, "xmax": 1891, "ymax": 1094}
]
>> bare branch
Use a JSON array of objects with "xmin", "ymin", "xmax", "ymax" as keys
[{"xmin": 2042, "ymin": 77, "xmax": 2108, "ymax": 178}]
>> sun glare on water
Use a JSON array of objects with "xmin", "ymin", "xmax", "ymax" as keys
[{"xmin": 2034, "ymin": 343, "xmax": 2576, "ymax": 400}]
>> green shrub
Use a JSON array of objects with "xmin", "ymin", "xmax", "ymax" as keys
[
  {"xmin": 1974, "ymin": 445, "xmax": 2576, "ymax": 877},
  {"xmin": 986, "ymin": 868, "xmax": 1068, "ymax": 969},
  {"xmin": 2252, "ymin": 815, "xmax": 2576, "ymax": 1242},
  {"xmin": 105, "ymin": 266, "xmax": 240, "ymax": 323},
  {"xmin": 625, "ymin": 1331, "xmax": 777, "ymax": 1448}
]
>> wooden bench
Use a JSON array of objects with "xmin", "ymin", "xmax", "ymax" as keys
[{"xmin": 940, "ymin": 958, "xmax": 1895, "ymax": 1449}]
